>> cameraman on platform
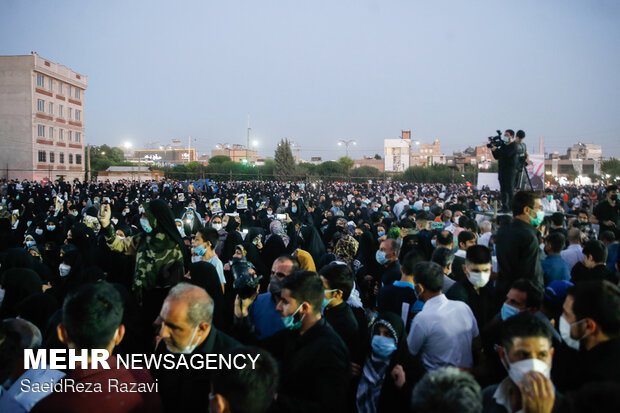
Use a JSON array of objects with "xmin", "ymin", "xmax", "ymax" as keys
[
  {"xmin": 514, "ymin": 130, "xmax": 529, "ymax": 190},
  {"xmin": 491, "ymin": 129, "xmax": 518, "ymax": 212}
]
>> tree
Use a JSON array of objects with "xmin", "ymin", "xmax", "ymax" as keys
[
  {"xmin": 374, "ymin": 153, "xmax": 382, "ymax": 160},
  {"xmin": 601, "ymin": 158, "xmax": 620, "ymax": 180},
  {"xmin": 209, "ymin": 155, "xmax": 232, "ymax": 164},
  {"xmin": 337, "ymin": 157, "xmax": 354, "ymax": 173},
  {"xmin": 274, "ymin": 139, "xmax": 296, "ymax": 180},
  {"xmin": 316, "ymin": 161, "xmax": 344, "ymax": 180}
]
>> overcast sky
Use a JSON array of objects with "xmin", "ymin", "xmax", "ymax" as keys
[{"xmin": 2, "ymin": 0, "xmax": 619, "ymax": 160}]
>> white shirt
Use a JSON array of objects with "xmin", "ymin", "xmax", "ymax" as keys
[
  {"xmin": 478, "ymin": 232, "xmax": 492, "ymax": 247},
  {"xmin": 406, "ymin": 294, "xmax": 479, "ymax": 371},
  {"xmin": 207, "ymin": 255, "xmax": 227, "ymax": 284},
  {"xmin": 541, "ymin": 198, "xmax": 558, "ymax": 213},
  {"xmin": 561, "ymin": 244, "xmax": 584, "ymax": 270}
]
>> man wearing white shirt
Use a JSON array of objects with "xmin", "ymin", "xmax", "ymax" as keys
[
  {"xmin": 561, "ymin": 228, "xmax": 585, "ymax": 270},
  {"xmin": 406, "ymin": 262, "xmax": 479, "ymax": 371},
  {"xmin": 541, "ymin": 189, "xmax": 558, "ymax": 214},
  {"xmin": 477, "ymin": 221, "xmax": 493, "ymax": 247}
]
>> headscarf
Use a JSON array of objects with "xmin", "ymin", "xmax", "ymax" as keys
[
  {"xmin": 268, "ymin": 220, "xmax": 290, "ymax": 247},
  {"xmin": 334, "ymin": 235, "xmax": 359, "ymax": 264},
  {"xmin": 356, "ymin": 312, "xmax": 405, "ymax": 413},
  {"xmin": 0, "ymin": 268, "xmax": 42, "ymax": 319},
  {"xmin": 15, "ymin": 292, "xmax": 59, "ymax": 333}
]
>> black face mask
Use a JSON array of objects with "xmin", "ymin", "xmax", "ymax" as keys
[{"xmin": 611, "ymin": 194, "xmax": 618, "ymax": 202}]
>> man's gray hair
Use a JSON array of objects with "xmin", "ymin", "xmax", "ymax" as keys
[
  {"xmin": 480, "ymin": 221, "xmax": 492, "ymax": 233},
  {"xmin": 167, "ymin": 283, "xmax": 214, "ymax": 327},
  {"xmin": 411, "ymin": 367, "xmax": 482, "ymax": 413},
  {"xmin": 384, "ymin": 237, "xmax": 400, "ymax": 257}
]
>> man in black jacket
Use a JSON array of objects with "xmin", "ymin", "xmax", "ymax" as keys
[
  {"xmin": 496, "ymin": 191, "xmax": 544, "ymax": 297},
  {"xmin": 555, "ymin": 280, "xmax": 620, "ymax": 392},
  {"xmin": 234, "ymin": 271, "xmax": 350, "ymax": 413},
  {"xmin": 491, "ymin": 130, "xmax": 518, "ymax": 212},
  {"xmin": 153, "ymin": 283, "xmax": 240, "ymax": 412}
]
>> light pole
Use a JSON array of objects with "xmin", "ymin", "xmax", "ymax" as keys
[
  {"xmin": 246, "ymin": 114, "xmax": 251, "ymax": 165},
  {"xmin": 338, "ymin": 139, "xmax": 357, "ymax": 158}
]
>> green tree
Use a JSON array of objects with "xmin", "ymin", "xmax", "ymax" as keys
[
  {"xmin": 274, "ymin": 139, "xmax": 296, "ymax": 180},
  {"xmin": 337, "ymin": 157, "xmax": 354, "ymax": 173},
  {"xmin": 601, "ymin": 158, "xmax": 620, "ymax": 179},
  {"xmin": 374, "ymin": 154, "xmax": 382, "ymax": 160},
  {"xmin": 316, "ymin": 161, "xmax": 344, "ymax": 180},
  {"xmin": 209, "ymin": 155, "xmax": 232, "ymax": 164},
  {"xmin": 350, "ymin": 166, "xmax": 382, "ymax": 182}
]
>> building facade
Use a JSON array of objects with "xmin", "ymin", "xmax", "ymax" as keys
[
  {"xmin": 211, "ymin": 144, "xmax": 259, "ymax": 164},
  {"xmin": 384, "ymin": 130, "xmax": 412, "ymax": 172},
  {"xmin": 132, "ymin": 148, "xmax": 197, "ymax": 165},
  {"xmin": 0, "ymin": 53, "xmax": 87, "ymax": 181},
  {"xmin": 411, "ymin": 140, "xmax": 446, "ymax": 167}
]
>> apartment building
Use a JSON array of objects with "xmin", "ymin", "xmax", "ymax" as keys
[{"xmin": 0, "ymin": 53, "xmax": 87, "ymax": 181}]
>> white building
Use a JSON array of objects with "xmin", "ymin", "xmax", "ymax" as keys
[
  {"xmin": 0, "ymin": 53, "xmax": 87, "ymax": 181},
  {"xmin": 384, "ymin": 130, "xmax": 412, "ymax": 172}
]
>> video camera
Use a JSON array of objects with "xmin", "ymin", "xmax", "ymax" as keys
[{"xmin": 486, "ymin": 130, "xmax": 503, "ymax": 149}]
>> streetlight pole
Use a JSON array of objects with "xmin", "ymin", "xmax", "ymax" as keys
[
  {"xmin": 246, "ymin": 114, "xmax": 251, "ymax": 165},
  {"xmin": 338, "ymin": 139, "xmax": 357, "ymax": 158}
]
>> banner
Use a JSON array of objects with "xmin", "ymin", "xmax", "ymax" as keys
[
  {"xmin": 526, "ymin": 154, "xmax": 545, "ymax": 191},
  {"xmin": 476, "ymin": 173, "xmax": 500, "ymax": 191}
]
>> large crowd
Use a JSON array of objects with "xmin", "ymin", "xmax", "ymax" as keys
[{"xmin": 0, "ymin": 178, "xmax": 619, "ymax": 413}]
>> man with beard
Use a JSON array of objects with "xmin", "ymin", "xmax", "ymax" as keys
[{"xmin": 247, "ymin": 255, "xmax": 299, "ymax": 340}]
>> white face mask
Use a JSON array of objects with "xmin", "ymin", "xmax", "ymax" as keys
[
  {"xmin": 212, "ymin": 223, "xmax": 222, "ymax": 231},
  {"xmin": 559, "ymin": 316, "xmax": 584, "ymax": 350},
  {"xmin": 467, "ymin": 271, "xmax": 491, "ymax": 288},
  {"xmin": 59, "ymin": 263, "xmax": 71, "ymax": 277},
  {"xmin": 176, "ymin": 325, "xmax": 200, "ymax": 354},
  {"xmin": 503, "ymin": 357, "xmax": 550, "ymax": 386},
  {"xmin": 191, "ymin": 255, "xmax": 202, "ymax": 263}
]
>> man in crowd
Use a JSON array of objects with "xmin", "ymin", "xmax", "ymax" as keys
[
  {"xmin": 446, "ymin": 245, "xmax": 495, "ymax": 328},
  {"xmin": 496, "ymin": 191, "xmax": 544, "ymax": 295},
  {"xmin": 592, "ymin": 185, "xmax": 619, "ymax": 237},
  {"xmin": 154, "ymin": 283, "xmax": 239, "ymax": 411},
  {"xmin": 541, "ymin": 232, "xmax": 571, "ymax": 285},
  {"xmin": 407, "ymin": 262, "xmax": 479, "ymax": 371},
  {"xmin": 482, "ymin": 313, "xmax": 559, "ymax": 413},
  {"xmin": 570, "ymin": 240, "xmax": 618, "ymax": 284},
  {"xmin": 377, "ymin": 238, "xmax": 401, "ymax": 286},
  {"xmin": 491, "ymin": 129, "xmax": 518, "ymax": 212},
  {"xmin": 430, "ymin": 247, "xmax": 457, "ymax": 291},
  {"xmin": 561, "ymin": 228, "xmax": 585, "ymax": 270},
  {"xmin": 378, "ymin": 250, "xmax": 425, "ymax": 319},
  {"xmin": 32, "ymin": 282, "xmax": 162, "ymax": 413}
]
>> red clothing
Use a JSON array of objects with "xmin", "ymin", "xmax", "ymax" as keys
[{"xmin": 32, "ymin": 356, "xmax": 162, "ymax": 413}]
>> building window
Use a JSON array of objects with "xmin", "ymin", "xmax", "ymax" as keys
[
  {"xmin": 75, "ymin": 154, "xmax": 82, "ymax": 164},
  {"xmin": 59, "ymin": 129, "xmax": 64, "ymax": 141},
  {"xmin": 48, "ymin": 78, "xmax": 53, "ymax": 90},
  {"xmin": 75, "ymin": 132, "xmax": 81, "ymax": 142},
  {"xmin": 58, "ymin": 82, "xmax": 63, "ymax": 94},
  {"xmin": 68, "ymin": 85, "xmax": 72, "ymax": 96},
  {"xmin": 69, "ymin": 154, "xmax": 73, "ymax": 164},
  {"xmin": 49, "ymin": 127, "xmax": 53, "ymax": 139},
  {"xmin": 59, "ymin": 105, "xmax": 63, "ymax": 117},
  {"xmin": 38, "ymin": 151, "xmax": 46, "ymax": 162},
  {"xmin": 37, "ymin": 125, "xmax": 45, "ymax": 137},
  {"xmin": 50, "ymin": 152, "xmax": 55, "ymax": 163},
  {"xmin": 59, "ymin": 153, "xmax": 64, "ymax": 164},
  {"xmin": 74, "ymin": 88, "xmax": 80, "ymax": 99},
  {"xmin": 68, "ymin": 108, "xmax": 72, "ymax": 119},
  {"xmin": 37, "ymin": 74, "xmax": 44, "ymax": 87},
  {"xmin": 68, "ymin": 131, "xmax": 72, "ymax": 141},
  {"xmin": 37, "ymin": 99, "xmax": 44, "ymax": 112},
  {"xmin": 75, "ymin": 110, "xmax": 81, "ymax": 121},
  {"xmin": 48, "ymin": 102, "xmax": 53, "ymax": 114}
]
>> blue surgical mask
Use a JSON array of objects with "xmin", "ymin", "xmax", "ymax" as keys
[
  {"xmin": 500, "ymin": 303, "xmax": 521, "ymax": 321},
  {"xmin": 282, "ymin": 304, "xmax": 304, "ymax": 331},
  {"xmin": 291, "ymin": 206, "xmax": 297, "ymax": 213},
  {"xmin": 423, "ymin": 206, "xmax": 430, "ymax": 211},
  {"xmin": 371, "ymin": 335, "xmax": 397, "ymax": 358},
  {"xmin": 377, "ymin": 231, "xmax": 386, "ymax": 237},
  {"xmin": 25, "ymin": 240, "xmax": 36, "ymax": 248},
  {"xmin": 431, "ymin": 239, "xmax": 437, "ymax": 248},
  {"xmin": 546, "ymin": 195, "xmax": 553, "ymax": 201},
  {"xmin": 193, "ymin": 244, "xmax": 207, "ymax": 256},
  {"xmin": 376, "ymin": 250, "xmax": 388, "ymax": 265},
  {"xmin": 46, "ymin": 225, "xmax": 56, "ymax": 232},
  {"xmin": 140, "ymin": 218, "xmax": 153, "ymax": 233},
  {"xmin": 373, "ymin": 207, "xmax": 379, "ymax": 212},
  {"xmin": 322, "ymin": 289, "xmax": 338, "ymax": 311}
]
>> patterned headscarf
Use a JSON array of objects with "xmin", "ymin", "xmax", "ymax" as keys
[
  {"xmin": 334, "ymin": 235, "xmax": 359, "ymax": 263},
  {"xmin": 268, "ymin": 220, "xmax": 290, "ymax": 247}
]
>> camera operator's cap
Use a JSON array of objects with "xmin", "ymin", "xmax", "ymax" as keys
[{"xmin": 544, "ymin": 280, "xmax": 574, "ymax": 307}]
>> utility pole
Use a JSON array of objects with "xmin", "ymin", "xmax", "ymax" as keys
[
  {"xmin": 188, "ymin": 135, "xmax": 191, "ymax": 162},
  {"xmin": 246, "ymin": 113, "xmax": 251, "ymax": 165},
  {"xmin": 338, "ymin": 139, "xmax": 357, "ymax": 158},
  {"xmin": 86, "ymin": 143, "xmax": 91, "ymax": 181}
]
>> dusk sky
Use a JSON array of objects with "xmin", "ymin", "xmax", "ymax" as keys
[{"xmin": 2, "ymin": 0, "xmax": 619, "ymax": 160}]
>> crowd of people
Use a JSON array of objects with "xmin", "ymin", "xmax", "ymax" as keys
[{"xmin": 0, "ymin": 178, "xmax": 619, "ymax": 413}]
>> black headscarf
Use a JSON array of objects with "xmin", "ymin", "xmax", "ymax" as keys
[
  {"xmin": 146, "ymin": 199, "xmax": 190, "ymax": 269},
  {"xmin": 0, "ymin": 268, "xmax": 42, "ymax": 319},
  {"xmin": 15, "ymin": 292, "xmax": 59, "ymax": 333}
]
